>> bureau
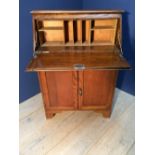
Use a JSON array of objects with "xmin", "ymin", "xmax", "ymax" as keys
[{"xmin": 27, "ymin": 10, "xmax": 130, "ymax": 118}]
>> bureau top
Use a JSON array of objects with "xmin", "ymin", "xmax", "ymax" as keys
[{"xmin": 31, "ymin": 10, "xmax": 124, "ymax": 14}]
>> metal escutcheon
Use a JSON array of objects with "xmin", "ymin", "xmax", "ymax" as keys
[{"xmin": 73, "ymin": 64, "xmax": 85, "ymax": 70}]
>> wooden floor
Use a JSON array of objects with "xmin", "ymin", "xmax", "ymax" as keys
[{"xmin": 19, "ymin": 88, "xmax": 135, "ymax": 155}]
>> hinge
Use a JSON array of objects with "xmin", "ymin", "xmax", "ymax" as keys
[
  {"xmin": 33, "ymin": 51, "xmax": 37, "ymax": 58},
  {"xmin": 33, "ymin": 51, "xmax": 40, "ymax": 58},
  {"xmin": 33, "ymin": 50, "xmax": 40, "ymax": 58},
  {"xmin": 33, "ymin": 20, "xmax": 40, "ymax": 58},
  {"xmin": 117, "ymin": 33, "xmax": 123, "ymax": 56}
]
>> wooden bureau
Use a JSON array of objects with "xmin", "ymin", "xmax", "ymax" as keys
[{"xmin": 27, "ymin": 10, "xmax": 130, "ymax": 118}]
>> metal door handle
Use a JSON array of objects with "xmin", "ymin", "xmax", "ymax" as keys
[{"xmin": 79, "ymin": 88, "xmax": 83, "ymax": 96}]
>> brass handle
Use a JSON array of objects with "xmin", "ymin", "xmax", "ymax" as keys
[{"xmin": 79, "ymin": 88, "xmax": 83, "ymax": 96}]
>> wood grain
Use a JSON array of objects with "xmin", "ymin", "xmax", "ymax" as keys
[
  {"xmin": 86, "ymin": 102, "xmax": 135, "ymax": 155},
  {"xmin": 77, "ymin": 20, "xmax": 82, "ymax": 43},
  {"xmin": 19, "ymin": 93, "xmax": 42, "ymax": 120},
  {"xmin": 27, "ymin": 46, "xmax": 130, "ymax": 71},
  {"xmin": 94, "ymin": 19, "xmax": 117, "ymax": 27},
  {"xmin": 45, "ymin": 71, "xmax": 78, "ymax": 109},
  {"xmin": 43, "ymin": 20, "xmax": 64, "ymax": 27},
  {"xmin": 81, "ymin": 71, "xmax": 117, "ymax": 108},
  {"xmin": 31, "ymin": 10, "xmax": 124, "ymax": 14},
  {"xmin": 68, "ymin": 20, "xmax": 74, "ymax": 43},
  {"xmin": 19, "ymin": 88, "xmax": 135, "ymax": 155},
  {"xmin": 31, "ymin": 11, "xmax": 122, "ymax": 49}
]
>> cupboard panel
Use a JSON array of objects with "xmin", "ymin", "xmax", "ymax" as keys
[
  {"xmin": 79, "ymin": 70, "xmax": 118, "ymax": 110},
  {"xmin": 43, "ymin": 71, "xmax": 78, "ymax": 109}
]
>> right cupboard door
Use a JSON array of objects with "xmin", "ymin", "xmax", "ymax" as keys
[{"xmin": 78, "ymin": 70, "xmax": 118, "ymax": 110}]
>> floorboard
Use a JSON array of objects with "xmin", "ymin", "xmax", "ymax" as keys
[{"xmin": 19, "ymin": 88, "xmax": 135, "ymax": 155}]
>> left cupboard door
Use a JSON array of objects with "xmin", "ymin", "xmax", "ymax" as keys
[{"xmin": 38, "ymin": 71, "xmax": 78, "ymax": 111}]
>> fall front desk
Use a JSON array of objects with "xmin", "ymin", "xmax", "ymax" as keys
[{"xmin": 27, "ymin": 10, "xmax": 130, "ymax": 118}]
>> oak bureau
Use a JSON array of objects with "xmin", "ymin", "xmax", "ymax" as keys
[{"xmin": 27, "ymin": 10, "xmax": 130, "ymax": 118}]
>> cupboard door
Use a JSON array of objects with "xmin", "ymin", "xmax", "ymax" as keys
[
  {"xmin": 78, "ymin": 70, "xmax": 118, "ymax": 110},
  {"xmin": 38, "ymin": 71, "xmax": 78, "ymax": 110}
]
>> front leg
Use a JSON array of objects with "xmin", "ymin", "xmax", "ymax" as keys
[{"xmin": 45, "ymin": 111, "xmax": 56, "ymax": 119}]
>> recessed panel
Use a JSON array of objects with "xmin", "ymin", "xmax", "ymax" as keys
[
  {"xmin": 43, "ymin": 20, "xmax": 64, "ymax": 27},
  {"xmin": 93, "ymin": 29, "xmax": 115, "ymax": 44},
  {"xmin": 44, "ymin": 30, "xmax": 64, "ymax": 42},
  {"xmin": 94, "ymin": 19, "xmax": 117, "ymax": 27},
  {"xmin": 81, "ymin": 70, "xmax": 117, "ymax": 108},
  {"xmin": 45, "ymin": 71, "xmax": 77, "ymax": 108}
]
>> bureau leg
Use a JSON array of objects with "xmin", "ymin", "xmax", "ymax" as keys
[
  {"xmin": 101, "ymin": 103, "xmax": 113, "ymax": 118},
  {"xmin": 45, "ymin": 112, "xmax": 56, "ymax": 119},
  {"xmin": 95, "ymin": 107, "xmax": 112, "ymax": 118},
  {"xmin": 102, "ymin": 109, "xmax": 112, "ymax": 118}
]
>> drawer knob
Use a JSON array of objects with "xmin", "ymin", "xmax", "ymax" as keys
[{"xmin": 79, "ymin": 88, "xmax": 83, "ymax": 96}]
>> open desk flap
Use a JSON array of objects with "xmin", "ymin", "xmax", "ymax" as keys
[{"xmin": 26, "ymin": 46, "xmax": 130, "ymax": 71}]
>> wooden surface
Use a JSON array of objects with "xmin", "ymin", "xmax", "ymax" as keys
[
  {"xmin": 31, "ymin": 10, "xmax": 124, "ymax": 14},
  {"xmin": 79, "ymin": 70, "xmax": 117, "ymax": 109},
  {"xmin": 37, "ymin": 70, "xmax": 118, "ymax": 118},
  {"xmin": 27, "ymin": 10, "xmax": 130, "ymax": 121},
  {"xmin": 19, "ymin": 88, "xmax": 135, "ymax": 155},
  {"xmin": 45, "ymin": 71, "xmax": 78, "ymax": 109},
  {"xmin": 27, "ymin": 46, "xmax": 130, "ymax": 71},
  {"xmin": 32, "ymin": 10, "xmax": 123, "ymax": 51}
]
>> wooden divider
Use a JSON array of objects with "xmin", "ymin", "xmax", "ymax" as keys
[
  {"xmin": 36, "ymin": 18, "xmax": 118, "ymax": 47},
  {"xmin": 68, "ymin": 20, "xmax": 74, "ymax": 43},
  {"xmin": 77, "ymin": 20, "xmax": 82, "ymax": 43}
]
